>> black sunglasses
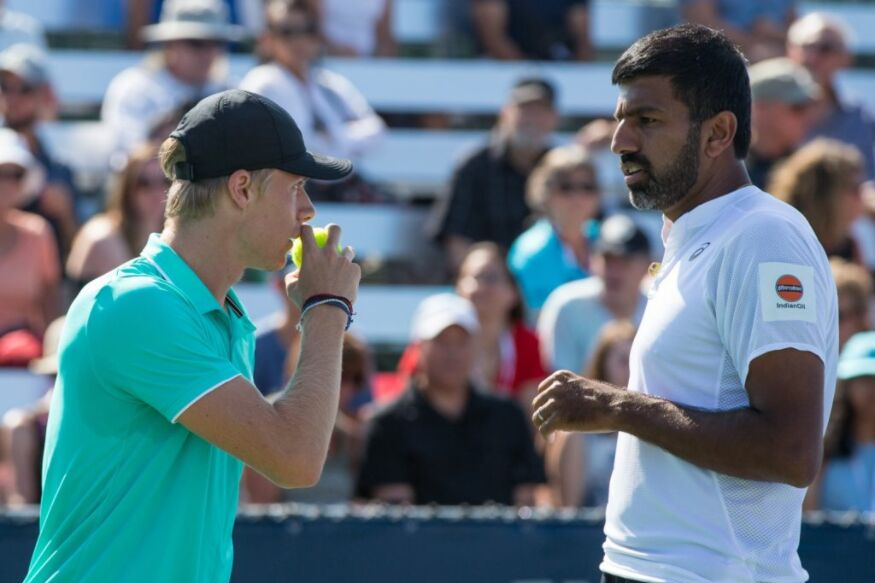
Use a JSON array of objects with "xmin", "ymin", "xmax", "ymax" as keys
[
  {"xmin": 270, "ymin": 22, "xmax": 319, "ymax": 39},
  {"xmin": 0, "ymin": 167, "xmax": 26, "ymax": 182}
]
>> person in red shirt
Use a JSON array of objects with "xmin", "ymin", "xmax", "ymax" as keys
[{"xmin": 383, "ymin": 243, "xmax": 547, "ymax": 413}]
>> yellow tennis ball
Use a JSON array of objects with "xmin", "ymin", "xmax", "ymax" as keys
[{"xmin": 290, "ymin": 227, "xmax": 342, "ymax": 268}]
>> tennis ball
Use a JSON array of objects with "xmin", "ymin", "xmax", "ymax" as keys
[{"xmin": 290, "ymin": 227, "xmax": 342, "ymax": 268}]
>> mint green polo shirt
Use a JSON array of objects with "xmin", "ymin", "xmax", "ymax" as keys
[{"xmin": 25, "ymin": 235, "xmax": 256, "ymax": 583}]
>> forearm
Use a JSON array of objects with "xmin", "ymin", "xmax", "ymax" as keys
[
  {"xmin": 271, "ymin": 306, "xmax": 347, "ymax": 482},
  {"xmin": 613, "ymin": 391, "xmax": 819, "ymax": 487}
]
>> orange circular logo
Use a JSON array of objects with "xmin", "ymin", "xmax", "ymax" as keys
[{"xmin": 775, "ymin": 275, "xmax": 803, "ymax": 302}]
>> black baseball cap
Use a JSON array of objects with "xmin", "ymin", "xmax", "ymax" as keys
[
  {"xmin": 594, "ymin": 215, "xmax": 651, "ymax": 257},
  {"xmin": 169, "ymin": 89, "xmax": 353, "ymax": 182}
]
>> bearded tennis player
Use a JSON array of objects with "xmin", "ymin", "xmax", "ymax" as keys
[{"xmin": 533, "ymin": 25, "xmax": 838, "ymax": 583}]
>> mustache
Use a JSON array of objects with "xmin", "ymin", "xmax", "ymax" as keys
[{"xmin": 620, "ymin": 153, "xmax": 651, "ymax": 170}]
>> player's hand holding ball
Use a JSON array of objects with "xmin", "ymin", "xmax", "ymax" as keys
[{"xmin": 285, "ymin": 223, "xmax": 361, "ymax": 313}]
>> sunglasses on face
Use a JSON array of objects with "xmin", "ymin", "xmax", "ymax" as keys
[
  {"xmin": 802, "ymin": 41, "xmax": 843, "ymax": 56},
  {"xmin": 0, "ymin": 167, "xmax": 26, "ymax": 182},
  {"xmin": 269, "ymin": 22, "xmax": 319, "ymax": 39},
  {"xmin": 552, "ymin": 180, "xmax": 600, "ymax": 195},
  {"xmin": 179, "ymin": 39, "xmax": 224, "ymax": 51},
  {"xmin": 0, "ymin": 82, "xmax": 36, "ymax": 96}
]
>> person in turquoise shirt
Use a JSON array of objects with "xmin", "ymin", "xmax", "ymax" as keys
[
  {"xmin": 24, "ymin": 89, "xmax": 362, "ymax": 583},
  {"xmin": 508, "ymin": 144, "xmax": 602, "ymax": 311}
]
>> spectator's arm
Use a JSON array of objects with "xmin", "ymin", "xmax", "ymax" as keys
[
  {"xmin": 445, "ymin": 235, "xmax": 474, "ymax": 275},
  {"xmin": 567, "ymin": 3, "xmax": 594, "ymax": 62},
  {"xmin": 545, "ymin": 431, "xmax": 585, "ymax": 507},
  {"xmin": 3, "ymin": 411, "xmax": 41, "ymax": 504},
  {"xmin": 375, "ymin": 0, "xmax": 398, "ymax": 57},
  {"xmin": 471, "ymin": 0, "xmax": 526, "ymax": 60},
  {"xmin": 125, "ymin": 0, "xmax": 154, "ymax": 50}
]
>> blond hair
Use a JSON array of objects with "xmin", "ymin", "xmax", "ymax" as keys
[
  {"xmin": 526, "ymin": 144, "xmax": 598, "ymax": 212},
  {"xmin": 158, "ymin": 137, "xmax": 273, "ymax": 222},
  {"xmin": 768, "ymin": 139, "xmax": 863, "ymax": 250}
]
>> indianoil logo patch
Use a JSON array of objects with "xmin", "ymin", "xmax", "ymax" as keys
[
  {"xmin": 759, "ymin": 263, "xmax": 816, "ymax": 323},
  {"xmin": 775, "ymin": 275, "xmax": 803, "ymax": 302}
]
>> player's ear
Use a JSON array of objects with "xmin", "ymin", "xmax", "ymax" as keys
[
  {"xmin": 226, "ymin": 169, "xmax": 255, "ymax": 209},
  {"xmin": 703, "ymin": 111, "xmax": 737, "ymax": 160}
]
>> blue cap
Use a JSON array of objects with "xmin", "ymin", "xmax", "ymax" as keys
[{"xmin": 837, "ymin": 331, "xmax": 875, "ymax": 380}]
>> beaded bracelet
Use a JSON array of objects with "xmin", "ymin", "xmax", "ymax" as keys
[{"xmin": 298, "ymin": 294, "xmax": 355, "ymax": 331}]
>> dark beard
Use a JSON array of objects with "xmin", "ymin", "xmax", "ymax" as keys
[
  {"xmin": 5, "ymin": 114, "xmax": 37, "ymax": 133},
  {"xmin": 626, "ymin": 123, "xmax": 701, "ymax": 212}
]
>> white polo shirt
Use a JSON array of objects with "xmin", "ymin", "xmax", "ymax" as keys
[{"xmin": 601, "ymin": 186, "xmax": 838, "ymax": 583}]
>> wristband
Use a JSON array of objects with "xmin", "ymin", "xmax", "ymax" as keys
[{"xmin": 298, "ymin": 294, "xmax": 355, "ymax": 331}]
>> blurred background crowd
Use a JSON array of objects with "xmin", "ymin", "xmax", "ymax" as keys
[{"xmin": 1, "ymin": 0, "xmax": 875, "ymax": 515}]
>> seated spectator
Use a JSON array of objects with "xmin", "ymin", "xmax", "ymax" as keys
[
  {"xmin": 0, "ymin": 129, "xmax": 59, "ymax": 347},
  {"xmin": 807, "ymin": 331, "xmax": 875, "ymax": 512},
  {"xmin": 831, "ymin": 258, "xmax": 872, "ymax": 349},
  {"xmin": 470, "ymin": 0, "xmax": 592, "ymax": 61},
  {"xmin": 66, "ymin": 144, "xmax": 168, "ymax": 290},
  {"xmin": 356, "ymin": 293, "xmax": 545, "ymax": 505},
  {"xmin": 1, "ymin": 315, "xmax": 62, "ymax": 505},
  {"xmin": 787, "ymin": 13, "xmax": 875, "ymax": 182},
  {"xmin": 768, "ymin": 138, "xmax": 865, "ymax": 263},
  {"xmin": 681, "ymin": 0, "xmax": 795, "ymax": 62},
  {"xmin": 433, "ymin": 77, "xmax": 558, "ymax": 273},
  {"xmin": 321, "ymin": 0, "xmax": 396, "ymax": 57},
  {"xmin": 508, "ymin": 144, "xmax": 601, "ymax": 311},
  {"xmin": 0, "ymin": 44, "xmax": 79, "ymax": 261},
  {"xmin": 0, "ymin": 2, "xmax": 46, "ymax": 52},
  {"xmin": 240, "ymin": 0, "xmax": 386, "ymax": 202},
  {"xmin": 538, "ymin": 214, "xmax": 650, "ymax": 372},
  {"xmin": 102, "ymin": 0, "xmax": 244, "ymax": 155},
  {"xmin": 545, "ymin": 319, "xmax": 635, "ymax": 508},
  {"xmin": 389, "ymin": 243, "xmax": 547, "ymax": 411},
  {"xmin": 251, "ymin": 268, "xmax": 301, "ymax": 396},
  {"xmin": 243, "ymin": 330, "xmax": 373, "ymax": 503},
  {"xmin": 747, "ymin": 57, "xmax": 818, "ymax": 189}
]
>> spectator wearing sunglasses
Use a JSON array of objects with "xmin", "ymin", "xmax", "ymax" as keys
[
  {"xmin": 102, "ymin": 0, "xmax": 245, "ymax": 155},
  {"xmin": 0, "ymin": 44, "xmax": 79, "ymax": 265},
  {"xmin": 788, "ymin": 13, "xmax": 875, "ymax": 182},
  {"xmin": 508, "ymin": 144, "xmax": 602, "ymax": 312},
  {"xmin": 239, "ymin": 0, "xmax": 386, "ymax": 174},
  {"xmin": 66, "ymin": 143, "xmax": 168, "ymax": 291}
]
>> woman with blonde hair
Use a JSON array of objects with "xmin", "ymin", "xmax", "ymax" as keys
[
  {"xmin": 544, "ymin": 319, "xmax": 636, "ymax": 507},
  {"xmin": 508, "ymin": 144, "xmax": 602, "ymax": 311},
  {"xmin": 66, "ymin": 143, "xmax": 168, "ymax": 288},
  {"xmin": 768, "ymin": 138, "xmax": 865, "ymax": 263}
]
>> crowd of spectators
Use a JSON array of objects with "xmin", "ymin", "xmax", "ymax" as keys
[{"xmin": 0, "ymin": 0, "xmax": 875, "ymax": 515}]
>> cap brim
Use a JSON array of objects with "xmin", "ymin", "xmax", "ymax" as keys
[
  {"xmin": 838, "ymin": 359, "xmax": 875, "ymax": 380},
  {"xmin": 281, "ymin": 151, "xmax": 354, "ymax": 182},
  {"xmin": 142, "ymin": 23, "xmax": 245, "ymax": 43}
]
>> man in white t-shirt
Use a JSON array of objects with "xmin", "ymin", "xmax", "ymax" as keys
[
  {"xmin": 239, "ymin": 0, "xmax": 385, "ymax": 163},
  {"xmin": 102, "ymin": 0, "xmax": 244, "ymax": 154},
  {"xmin": 532, "ymin": 24, "xmax": 838, "ymax": 583},
  {"xmin": 538, "ymin": 214, "xmax": 651, "ymax": 373}
]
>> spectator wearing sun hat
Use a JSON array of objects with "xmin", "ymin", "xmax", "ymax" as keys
[
  {"xmin": 355, "ymin": 292, "xmax": 545, "ymax": 505},
  {"xmin": 102, "ymin": 0, "xmax": 245, "ymax": 155}
]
